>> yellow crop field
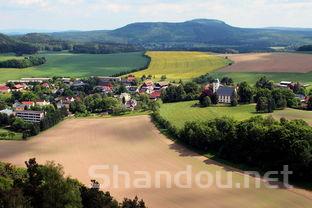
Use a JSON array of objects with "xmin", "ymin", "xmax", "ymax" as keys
[{"xmin": 132, "ymin": 51, "xmax": 231, "ymax": 81}]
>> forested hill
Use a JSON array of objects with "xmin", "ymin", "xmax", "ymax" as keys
[
  {"xmin": 0, "ymin": 33, "xmax": 38, "ymax": 55},
  {"xmin": 15, "ymin": 33, "xmax": 72, "ymax": 51},
  {"xmin": 50, "ymin": 19, "xmax": 312, "ymax": 52},
  {"xmin": 3, "ymin": 19, "xmax": 312, "ymax": 53}
]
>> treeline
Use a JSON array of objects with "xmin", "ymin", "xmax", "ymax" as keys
[
  {"xmin": 0, "ymin": 158, "xmax": 146, "ymax": 208},
  {"xmin": 297, "ymin": 45, "xmax": 312, "ymax": 51},
  {"xmin": 112, "ymin": 53, "xmax": 151, "ymax": 77},
  {"xmin": 141, "ymin": 42, "xmax": 275, "ymax": 53},
  {"xmin": 71, "ymin": 42, "xmax": 143, "ymax": 54},
  {"xmin": 152, "ymin": 112, "xmax": 312, "ymax": 183},
  {"xmin": 0, "ymin": 56, "xmax": 46, "ymax": 68}
]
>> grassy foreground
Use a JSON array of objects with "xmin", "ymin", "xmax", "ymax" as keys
[
  {"xmin": 159, "ymin": 101, "xmax": 312, "ymax": 128},
  {"xmin": 132, "ymin": 51, "xmax": 231, "ymax": 81},
  {"xmin": 0, "ymin": 51, "xmax": 149, "ymax": 83}
]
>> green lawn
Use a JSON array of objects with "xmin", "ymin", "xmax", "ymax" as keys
[
  {"xmin": 0, "ymin": 51, "xmax": 150, "ymax": 83},
  {"xmin": 0, "ymin": 128, "xmax": 23, "ymax": 140},
  {"xmin": 159, "ymin": 101, "xmax": 312, "ymax": 128},
  {"xmin": 210, "ymin": 71, "xmax": 312, "ymax": 86},
  {"xmin": 132, "ymin": 51, "xmax": 231, "ymax": 81}
]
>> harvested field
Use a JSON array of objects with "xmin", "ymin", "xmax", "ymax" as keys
[
  {"xmin": 132, "ymin": 51, "xmax": 231, "ymax": 81},
  {"xmin": 0, "ymin": 116, "xmax": 311, "ymax": 207},
  {"xmin": 220, "ymin": 53, "xmax": 312, "ymax": 73}
]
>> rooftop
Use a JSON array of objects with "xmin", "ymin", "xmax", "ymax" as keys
[{"xmin": 216, "ymin": 86, "xmax": 235, "ymax": 96}]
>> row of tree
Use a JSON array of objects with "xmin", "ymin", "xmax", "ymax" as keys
[
  {"xmin": 0, "ymin": 56, "xmax": 46, "ymax": 68},
  {"xmin": 152, "ymin": 112, "xmax": 312, "ymax": 183},
  {"xmin": 0, "ymin": 158, "xmax": 146, "ymax": 208},
  {"xmin": 71, "ymin": 43, "xmax": 143, "ymax": 54}
]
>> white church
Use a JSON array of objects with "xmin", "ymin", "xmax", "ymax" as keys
[{"xmin": 212, "ymin": 79, "xmax": 237, "ymax": 104}]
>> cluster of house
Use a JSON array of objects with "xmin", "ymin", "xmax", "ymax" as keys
[
  {"xmin": 95, "ymin": 75, "xmax": 169, "ymax": 107},
  {"xmin": 276, "ymin": 81, "xmax": 310, "ymax": 103},
  {"xmin": 0, "ymin": 75, "xmax": 170, "ymax": 123},
  {"xmin": 0, "ymin": 99, "xmax": 51, "ymax": 123},
  {"xmin": 0, "ymin": 78, "xmax": 56, "ymax": 123},
  {"xmin": 0, "ymin": 78, "xmax": 51, "ymax": 93}
]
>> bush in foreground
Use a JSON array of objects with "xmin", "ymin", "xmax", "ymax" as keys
[{"xmin": 0, "ymin": 158, "xmax": 147, "ymax": 208}]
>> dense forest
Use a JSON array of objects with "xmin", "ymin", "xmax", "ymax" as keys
[
  {"xmin": 16, "ymin": 33, "xmax": 72, "ymax": 51},
  {"xmin": 0, "ymin": 34, "xmax": 38, "ymax": 55}
]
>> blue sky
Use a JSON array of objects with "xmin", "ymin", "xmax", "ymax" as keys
[{"xmin": 1, "ymin": 0, "xmax": 312, "ymax": 31}]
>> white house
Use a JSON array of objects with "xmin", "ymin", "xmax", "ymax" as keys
[{"xmin": 36, "ymin": 100, "xmax": 51, "ymax": 106}]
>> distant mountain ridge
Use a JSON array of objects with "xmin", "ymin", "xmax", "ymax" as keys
[
  {"xmin": 48, "ymin": 19, "xmax": 312, "ymax": 52},
  {"xmin": 2, "ymin": 19, "xmax": 312, "ymax": 53}
]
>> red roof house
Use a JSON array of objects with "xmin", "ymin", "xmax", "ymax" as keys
[
  {"xmin": 150, "ymin": 91, "xmax": 162, "ymax": 100},
  {"xmin": 0, "ymin": 85, "xmax": 10, "ymax": 93},
  {"xmin": 41, "ymin": 82, "xmax": 50, "ymax": 88}
]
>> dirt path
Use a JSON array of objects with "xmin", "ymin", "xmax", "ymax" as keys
[{"xmin": 0, "ymin": 116, "xmax": 311, "ymax": 208}]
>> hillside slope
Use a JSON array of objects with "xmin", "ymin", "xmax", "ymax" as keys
[{"xmin": 0, "ymin": 33, "xmax": 38, "ymax": 54}]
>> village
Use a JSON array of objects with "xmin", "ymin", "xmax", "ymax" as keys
[
  {"xmin": 0, "ymin": 74, "xmax": 310, "ymax": 124},
  {"xmin": 0, "ymin": 75, "xmax": 172, "ymax": 128}
]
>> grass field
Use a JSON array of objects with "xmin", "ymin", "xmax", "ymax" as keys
[
  {"xmin": 0, "ymin": 128, "xmax": 23, "ymax": 140},
  {"xmin": 0, "ymin": 51, "xmax": 149, "ymax": 83},
  {"xmin": 159, "ymin": 101, "xmax": 312, "ymax": 128},
  {"xmin": 0, "ymin": 116, "xmax": 311, "ymax": 207},
  {"xmin": 132, "ymin": 51, "xmax": 231, "ymax": 81}
]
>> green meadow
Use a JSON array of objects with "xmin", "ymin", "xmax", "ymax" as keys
[
  {"xmin": 0, "ymin": 51, "xmax": 149, "ymax": 83},
  {"xmin": 159, "ymin": 101, "xmax": 312, "ymax": 129}
]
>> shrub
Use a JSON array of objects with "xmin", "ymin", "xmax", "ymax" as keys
[{"xmin": 199, "ymin": 96, "xmax": 211, "ymax": 107}]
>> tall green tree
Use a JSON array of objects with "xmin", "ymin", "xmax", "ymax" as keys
[{"xmin": 238, "ymin": 82, "xmax": 253, "ymax": 103}]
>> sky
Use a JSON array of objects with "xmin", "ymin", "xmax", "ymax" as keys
[{"xmin": 1, "ymin": 0, "xmax": 312, "ymax": 31}]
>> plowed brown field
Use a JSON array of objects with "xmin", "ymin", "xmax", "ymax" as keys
[
  {"xmin": 0, "ymin": 116, "xmax": 311, "ymax": 208},
  {"xmin": 220, "ymin": 53, "xmax": 312, "ymax": 73}
]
